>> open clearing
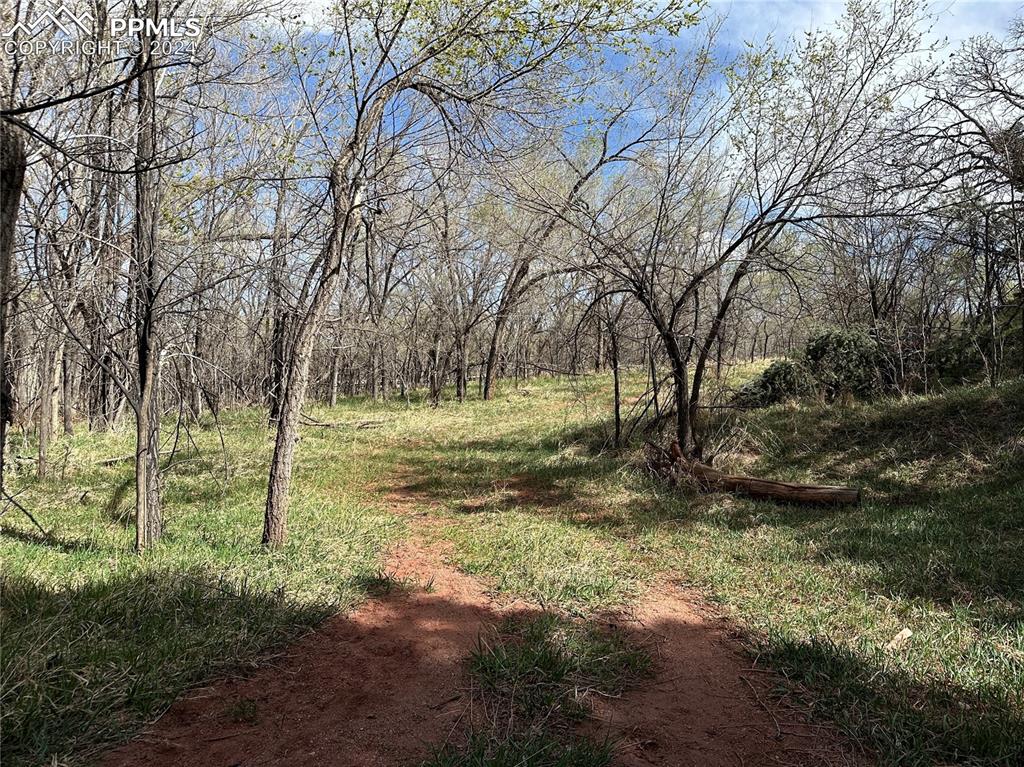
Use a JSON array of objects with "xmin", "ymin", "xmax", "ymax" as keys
[{"xmin": 3, "ymin": 374, "xmax": 1022, "ymax": 766}]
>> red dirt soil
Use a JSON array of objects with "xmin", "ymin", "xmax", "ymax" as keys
[
  {"xmin": 588, "ymin": 589, "xmax": 856, "ymax": 766},
  {"xmin": 103, "ymin": 512, "xmax": 856, "ymax": 767}
]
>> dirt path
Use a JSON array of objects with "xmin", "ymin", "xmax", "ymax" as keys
[
  {"xmin": 101, "ymin": 521, "xmax": 497, "ymax": 767},
  {"xmin": 103, "ymin": 500, "xmax": 855, "ymax": 767},
  {"xmin": 588, "ymin": 589, "xmax": 855, "ymax": 766}
]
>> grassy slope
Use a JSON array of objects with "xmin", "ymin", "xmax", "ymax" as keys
[
  {"xmin": 667, "ymin": 385, "xmax": 1024, "ymax": 765},
  {"xmin": 2, "ymin": 373, "xmax": 1022, "ymax": 766}
]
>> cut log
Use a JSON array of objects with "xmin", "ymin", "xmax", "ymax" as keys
[{"xmin": 669, "ymin": 442, "xmax": 860, "ymax": 506}]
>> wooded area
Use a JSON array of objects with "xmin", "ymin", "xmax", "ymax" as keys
[
  {"xmin": 1, "ymin": 0, "xmax": 1020, "ymax": 542},
  {"xmin": 2, "ymin": 3, "xmax": 1023, "ymax": 767}
]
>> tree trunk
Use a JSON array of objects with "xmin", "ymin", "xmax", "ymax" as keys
[
  {"xmin": 132, "ymin": 11, "xmax": 163, "ymax": 552},
  {"xmin": 369, "ymin": 342, "xmax": 380, "ymax": 400},
  {"xmin": 455, "ymin": 336, "xmax": 468, "ymax": 403},
  {"xmin": 1, "ymin": 121, "xmax": 27, "ymax": 491},
  {"xmin": 62, "ymin": 340, "xmax": 76, "ymax": 434},
  {"xmin": 610, "ymin": 325, "xmax": 621, "ymax": 447},
  {"xmin": 428, "ymin": 337, "xmax": 443, "ymax": 406},
  {"xmin": 483, "ymin": 261, "xmax": 529, "ymax": 400},
  {"xmin": 263, "ymin": 150, "xmax": 369, "ymax": 547},
  {"xmin": 329, "ymin": 349, "xmax": 340, "ymax": 407},
  {"xmin": 188, "ymin": 323, "xmax": 203, "ymax": 421},
  {"xmin": 669, "ymin": 356, "xmax": 693, "ymax": 455},
  {"xmin": 268, "ymin": 309, "xmax": 289, "ymax": 423},
  {"xmin": 658, "ymin": 326, "xmax": 694, "ymax": 456},
  {"xmin": 649, "ymin": 345, "xmax": 660, "ymax": 418},
  {"xmin": 267, "ymin": 176, "xmax": 290, "ymax": 424},
  {"xmin": 135, "ymin": 358, "xmax": 162, "ymax": 549},
  {"xmin": 37, "ymin": 343, "xmax": 62, "ymax": 479}
]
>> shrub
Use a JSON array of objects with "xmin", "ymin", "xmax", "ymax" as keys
[
  {"xmin": 927, "ymin": 333, "xmax": 983, "ymax": 384},
  {"xmin": 804, "ymin": 329, "xmax": 880, "ymax": 398},
  {"xmin": 734, "ymin": 359, "xmax": 815, "ymax": 408}
]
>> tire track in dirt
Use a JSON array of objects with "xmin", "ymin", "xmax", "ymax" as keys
[
  {"xmin": 589, "ymin": 586, "xmax": 858, "ymax": 766},
  {"xmin": 102, "ymin": 475, "xmax": 858, "ymax": 767}
]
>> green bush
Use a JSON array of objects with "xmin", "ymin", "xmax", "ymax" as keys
[
  {"xmin": 735, "ymin": 359, "xmax": 816, "ymax": 407},
  {"xmin": 927, "ymin": 332, "xmax": 983, "ymax": 384},
  {"xmin": 804, "ymin": 329, "xmax": 880, "ymax": 399}
]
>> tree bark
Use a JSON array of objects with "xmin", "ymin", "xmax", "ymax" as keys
[
  {"xmin": 483, "ymin": 261, "xmax": 529, "ymax": 400},
  {"xmin": 610, "ymin": 325, "xmax": 621, "ymax": 447},
  {"xmin": 267, "ymin": 175, "xmax": 290, "ymax": 423},
  {"xmin": 132, "ymin": 11, "xmax": 163, "ymax": 552},
  {"xmin": 455, "ymin": 336, "xmax": 468, "ymax": 402},
  {"xmin": 62, "ymin": 339, "xmax": 76, "ymax": 434},
  {"xmin": 263, "ymin": 130, "xmax": 376, "ymax": 546},
  {"xmin": 329, "ymin": 349, "xmax": 340, "ymax": 407},
  {"xmin": 135, "ymin": 357, "xmax": 162, "ymax": 547},
  {"xmin": 1, "ymin": 121, "xmax": 27, "ymax": 491},
  {"xmin": 657, "ymin": 325, "xmax": 694, "ymax": 456},
  {"xmin": 37, "ymin": 342, "xmax": 62, "ymax": 479}
]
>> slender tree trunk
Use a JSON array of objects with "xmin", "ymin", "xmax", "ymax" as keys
[
  {"xmin": 97, "ymin": 335, "xmax": 112, "ymax": 430},
  {"xmin": 329, "ymin": 349, "xmax": 340, "ymax": 407},
  {"xmin": 188, "ymin": 323, "xmax": 203, "ymax": 421},
  {"xmin": 610, "ymin": 325, "xmax": 621, "ymax": 447},
  {"xmin": 62, "ymin": 339, "xmax": 76, "ymax": 434},
  {"xmin": 714, "ymin": 331, "xmax": 723, "ymax": 379},
  {"xmin": 670, "ymin": 360, "xmax": 692, "ymax": 453},
  {"xmin": 136, "ymin": 355, "xmax": 161, "ymax": 540},
  {"xmin": 428, "ymin": 337, "xmax": 444, "ymax": 406},
  {"xmin": 37, "ymin": 344, "xmax": 56, "ymax": 479},
  {"xmin": 263, "ymin": 150, "xmax": 369, "ymax": 547},
  {"xmin": 1, "ymin": 121, "xmax": 26, "ymax": 491},
  {"xmin": 649, "ymin": 344, "xmax": 660, "ymax": 418},
  {"xmin": 688, "ymin": 260, "xmax": 750, "ymax": 456},
  {"xmin": 368, "ymin": 342, "xmax": 379, "ymax": 400},
  {"xmin": 984, "ymin": 212, "xmax": 1000, "ymax": 387},
  {"xmin": 483, "ymin": 261, "xmax": 529, "ymax": 400},
  {"xmin": 455, "ymin": 336, "xmax": 468, "ymax": 402},
  {"xmin": 133, "ymin": 12, "xmax": 163, "ymax": 551},
  {"xmin": 267, "ymin": 176, "xmax": 289, "ymax": 424},
  {"xmin": 657, "ymin": 325, "xmax": 694, "ymax": 456}
]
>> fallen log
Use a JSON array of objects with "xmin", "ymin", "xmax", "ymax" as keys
[
  {"xmin": 97, "ymin": 450, "xmax": 172, "ymax": 466},
  {"xmin": 299, "ymin": 415, "xmax": 385, "ymax": 430},
  {"xmin": 668, "ymin": 442, "xmax": 860, "ymax": 506}
]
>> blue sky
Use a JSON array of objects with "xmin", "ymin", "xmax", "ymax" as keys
[
  {"xmin": 706, "ymin": 0, "xmax": 1018, "ymax": 49},
  {"xmin": 294, "ymin": 1, "xmax": 1019, "ymax": 51}
]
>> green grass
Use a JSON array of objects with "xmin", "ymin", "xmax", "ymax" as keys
[
  {"xmin": 422, "ymin": 611, "xmax": 646, "ymax": 767},
  {"xmin": 469, "ymin": 613, "xmax": 651, "ymax": 722},
  {"xmin": 1, "ymin": 407, "xmax": 403, "ymax": 766},
  {"xmin": 664, "ymin": 383, "xmax": 1024, "ymax": 766},
  {"xmin": 4, "ymin": 572, "xmax": 331, "ymax": 762},
  {"xmin": 446, "ymin": 513, "xmax": 638, "ymax": 610},
  {"xmin": 370, "ymin": 374, "xmax": 1023, "ymax": 765},
  {"xmin": 3, "ymin": 371, "xmax": 1022, "ymax": 766},
  {"xmin": 421, "ymin": 732, "xmax": 614, "ymax": 767}
]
